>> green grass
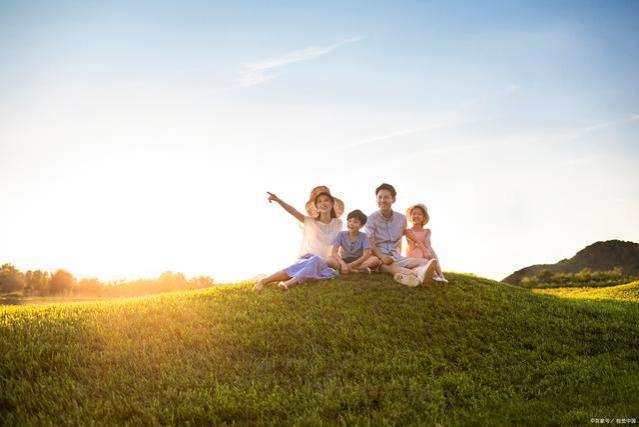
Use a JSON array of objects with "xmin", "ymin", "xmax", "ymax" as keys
[
  {"xmin": 1, "ymin": 273, "xmax": 638, "ymax": 426},
  {"xmin": 0, "ymin": 294, "xmax": 109, "ymax": 306}
]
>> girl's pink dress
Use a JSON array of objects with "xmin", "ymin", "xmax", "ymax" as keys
[{"xmin": 406, "ymin": 229, "xmax": 436, "ymax": 259}]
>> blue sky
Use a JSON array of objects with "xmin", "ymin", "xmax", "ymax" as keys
[{"xmin": 1, "ymin": 0, "xmax": 638, "ymax": 282}]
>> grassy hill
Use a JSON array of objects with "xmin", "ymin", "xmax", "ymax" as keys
[
  {"xmin": 504, "ymin": 240, "xmax": 639, "ymax": 284},
  {"xmin": 1, "ymin": 273, "xmax": 638, "ymax": 425}
]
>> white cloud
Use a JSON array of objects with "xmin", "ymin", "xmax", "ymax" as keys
[
  {"xmin": 336, "ymin": 127, "xmax": 425, "ymax": 151},
  {"xmin": 238, "ymin": 36, "xmax": 364, "ymax": 87}
]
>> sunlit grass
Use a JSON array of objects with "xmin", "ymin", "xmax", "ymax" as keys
[
  {"xmin": 533, "ymin": 281, "xmax": 639, "ymax": 303},
  {"xmin": 1, "ymin": 274, "xmax": 638, "ymax": 425}
]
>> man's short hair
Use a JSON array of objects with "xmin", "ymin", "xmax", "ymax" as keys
[
  {"xmin": 375, "ymin": 183, "xmax": 397, "ymax": 198},
  {"xmin": 346, "ymin": 209, "xmax": 367, "ymax": 226}
]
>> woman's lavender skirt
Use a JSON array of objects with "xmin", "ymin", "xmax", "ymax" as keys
[{"xmin": 283, "ymin": 254, "xmax": 339, "ymax": 283}]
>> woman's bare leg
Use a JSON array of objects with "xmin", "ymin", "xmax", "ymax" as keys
[
  {"xmin": 277, "ymin": 276, "xmax": 301, "ymax": 291},
  {"xmin": 253, "ymin": 270, "xmax": 291, "ymax": 290},
  {"xmin": 281, "ymin": 277, "xmax": 300, "ymax": 287}
]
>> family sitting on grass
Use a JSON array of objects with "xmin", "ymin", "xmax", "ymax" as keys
[{"xmin": 253, "ymin": 183, "xmax": 447, "ymax": 291}]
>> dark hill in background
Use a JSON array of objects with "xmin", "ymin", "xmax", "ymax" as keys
[{"xmin": 503, "ymin": 240, "xmax": 639, "ymax": 284}]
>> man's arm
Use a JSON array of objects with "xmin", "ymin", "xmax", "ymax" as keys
[{"xmin": 369, "ymin": 236, "xmax": 393, "ymax": 265}]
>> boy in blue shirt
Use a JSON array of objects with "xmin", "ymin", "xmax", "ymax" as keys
[{"xmin": 327, "ymin": 210, "xmax": 380, "ymax": 274}]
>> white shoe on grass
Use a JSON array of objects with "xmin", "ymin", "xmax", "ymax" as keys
[
  {"xmin": 433, "ymin": 275, "xmax": 448, "ymax": 283},
  {"xmin": 393, "ymin": 272, "xmax": 420, "ymax": 287},
  {"xmin": 414, "ymin": 260, "xmax": 438, "ymax": 286},
  {"xmin": 277, "ymin": 281, "xmax": 289, "ymax": 291}
]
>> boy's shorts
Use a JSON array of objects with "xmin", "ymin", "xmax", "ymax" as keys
[{"xmin": 342, "ymin": 256, "xmax": 359, "ymax": 264}]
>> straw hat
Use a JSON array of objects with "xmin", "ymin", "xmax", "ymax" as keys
[
  {"xmin": 305, "ymin": 186, "xmax": 344, "ymax": 218},
  {"xmin": 406, "ymin": 203, "xmax": 429, "ymax": 223}
]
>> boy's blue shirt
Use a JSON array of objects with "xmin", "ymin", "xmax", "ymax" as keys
[{"xmin": 333, "ymin": 231, "xmax": 371, "ymax": 259}]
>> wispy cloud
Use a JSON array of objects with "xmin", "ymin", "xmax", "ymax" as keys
[
  {"xmin": 333, "ymin": 113, "xmax": 482, "ymax": 153},
  {"xmin": 566, "ymin": 154, "xmax": 599, "ymax": 166},
  {"xmin": 337, "ymin": 127, "xmax": 425, "ymax": 151},
  {"xmin": 562, "ymin": 114, "xmax": 639, "ymax": 140},
  {"xmin": 238, "ymin": 36, "xmax": 364, "ymax": 87}
]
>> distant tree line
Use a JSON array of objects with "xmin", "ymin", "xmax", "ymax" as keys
[
  {"xmin": 518, "ymin": 267, "xmax": 638, "ymax": 289},
  {"xmin": 0, "ymin": 263, "xmax": 215, "ymax": 297}
]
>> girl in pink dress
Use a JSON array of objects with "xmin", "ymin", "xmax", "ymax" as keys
[{"xmin": 404, "ymin": 204, "xmax": 447, "ymax": 282}]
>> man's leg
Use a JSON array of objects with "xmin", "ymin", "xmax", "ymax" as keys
[
  {"xmin": 397, "ymin": 257, "xmax": 438, "ymax": 284},
  {"xmin": 380, "ymin": 262, "xmax": 416, "ymax": 276},
  {"xmin": 379, "ymin": 262, "xmax": 420, "ymax": 287},
  {"xmin": 397, "ymin": 257, "xmax": 429, "ymax": 269}
]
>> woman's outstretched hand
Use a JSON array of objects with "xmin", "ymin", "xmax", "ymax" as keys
[
  {"xmin": 266, "ymin": 191, "xmax": 304, "ymax": 223},
  {"xmin": 267, "ymin": 192, "xmax": 281, "ymax": 204}
]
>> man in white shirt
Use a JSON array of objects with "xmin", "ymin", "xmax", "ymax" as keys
[{"xmin": 365, "ymin": 183, "xmax": 438, "ymax": 287}]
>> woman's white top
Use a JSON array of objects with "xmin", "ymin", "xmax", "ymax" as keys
[{"xmin": 299, "ymin": 216, "xmax": 343, "ymax": 258}]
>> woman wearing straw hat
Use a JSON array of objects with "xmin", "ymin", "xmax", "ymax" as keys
[{"xmin": 252, "ymin": 186, "xmax": 344, "ymax": 291}]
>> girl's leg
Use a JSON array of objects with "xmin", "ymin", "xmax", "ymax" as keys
[
  {"xmin": 434, "ymin": 259, "xmax": 444, "ymax": 277},
  {"xmin": 432, "ymin": 257, "xmax": 447, "ymax": 281}
]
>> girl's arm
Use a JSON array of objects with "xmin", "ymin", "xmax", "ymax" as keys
[
  {"xmin": 404, "ymin": 228, "xmax": 419, "ymax": 243},
  {"xmin": 404, "ymin": 228, "xmax": 428, "ymax": 253},
  {"xmin": 267, "ymin": 192, "xmax": 305, "ymax": 223}
]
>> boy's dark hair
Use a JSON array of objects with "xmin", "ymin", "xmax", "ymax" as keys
[
  {"xmin": 375, "ymin": 183, "xmax": 397, "ymax": 198},
  {"xmin": 347, "ymin": 209, "xmax": 367, "ymax": 226}
]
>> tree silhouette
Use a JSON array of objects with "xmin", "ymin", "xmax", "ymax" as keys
[
  {"xmin": 0, "ymin": 263, "xmax": 25, "ymax": 293},
  {"xmin": 25, "ymin": 270, "xmax": 50, "ymax": 295},
  {"xmin": 48, "ymin": 270, "xmax": 76, "ymax": 295}
]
